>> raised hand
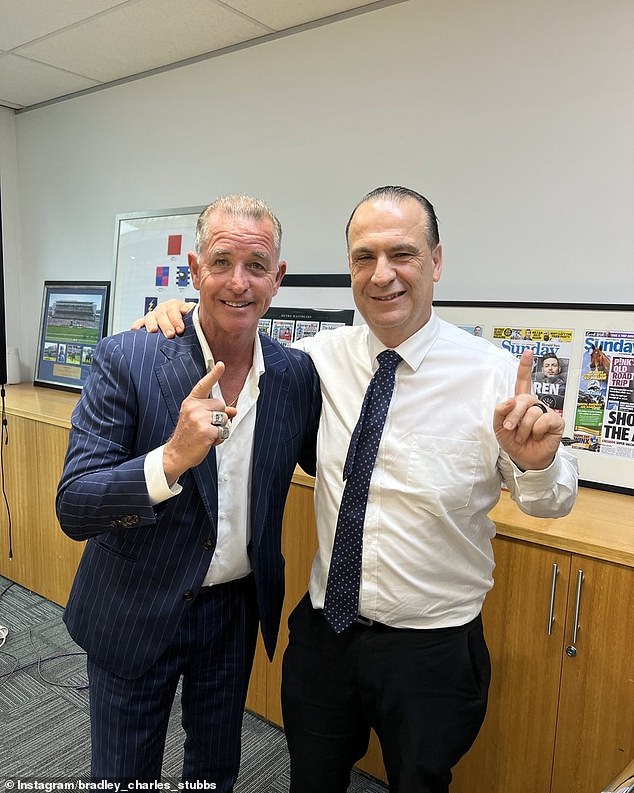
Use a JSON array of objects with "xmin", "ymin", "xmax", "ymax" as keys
[
  {"xmin": 162, "ymin": 362, "xmax": 237, "ymax": 485},
  {"xmin": 131, "ymin": 299, "xmax": 195, "ymax": 337},
  {"xmin": 494, "ymin": 350, "xmax": 565, "ymax": 471}
]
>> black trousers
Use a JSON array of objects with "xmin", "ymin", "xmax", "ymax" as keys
[{"xmin": 281, "ymin": 593, "xmax": 490, "ymax": 793}]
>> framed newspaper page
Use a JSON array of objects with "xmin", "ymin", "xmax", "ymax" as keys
[
  {"xmin": 34, "ymin": 280, "xmax": 110, "ymax": 392},
  {"xmin": 111, "ymin": 206, "xmax": 204, "ymax": 333},
  {"xmin": 262, "ymin": 273, "xmax": 356, "ymax": 344},
  {"xmin": 433, "ymin": 301, "xmax": 634, "ymax": 495}
]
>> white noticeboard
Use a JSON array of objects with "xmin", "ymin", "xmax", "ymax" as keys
[
  {"xmin": 111, "ymin": 207, "xmax": 356, "ymax": 334},
  {"xmin": 111, "ymin": 206, "xmax": 204, "ymax": 333}
]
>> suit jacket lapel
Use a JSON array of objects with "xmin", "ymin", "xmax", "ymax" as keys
[
  {"xmin": 154, "ymin": 316, "xmax": 219, "ymax": 528},
  {"xmin": 153, "ymin": 327, "xmax": 292, "ymax": 547},
  {"xmin": 251, "ymin": 338, "xmax": 290, "ymax": 545}
]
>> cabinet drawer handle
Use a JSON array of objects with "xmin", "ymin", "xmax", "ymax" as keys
[
  {"xmin": 547, "ymin": 562, "xmax": 558, "ymax": 636},
  {"xmin": 571, "ymin": 569, "xmax": 584, "ymax": 644}
]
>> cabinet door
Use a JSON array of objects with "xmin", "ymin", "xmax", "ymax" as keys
[
  {"xmin": 35, "ymin": 421, "xmax": 85, "ymax": 605},
  {"xmin": 0, "ymin": 416, "xmax": 84, "ymax": 606},
  {"xmin": 246, "ymin": 480, "xmax": 317, "ymax": 720},
  {"xmin": 551, "ymin": 556, "xmax": 634, "ymax": 793},
  {"xmin": 0, "ymin": 414, "xmax": 38, "ymax": 585},
  {"xmin": 265, "ymin": 480, "xmax": 319, "ymax": 726},
  {"xmin": 452, "ymin": 537, "xmax": 571, "ymax": 793}
]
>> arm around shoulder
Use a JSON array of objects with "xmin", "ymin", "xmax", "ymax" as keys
[{"xmin": 292, "ymin": 349, "xmax": 322, "ymax": 478}]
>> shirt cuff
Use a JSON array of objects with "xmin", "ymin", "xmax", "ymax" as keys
[
  {"xmin": 511, "ymin": 453, "xmax": 562, "ymax": 494},
  {"xmin": 144, "ymin": 445, "xmax": 182, "ymax": 506}
]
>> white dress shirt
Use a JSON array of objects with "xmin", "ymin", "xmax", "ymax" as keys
[
  {"xmin": 296, "ymin": 311, "xmax": 578, "ymax": 629},
  {"xmin": 144, "ymin": 305, "xmax": 263, "ymax": 585}
]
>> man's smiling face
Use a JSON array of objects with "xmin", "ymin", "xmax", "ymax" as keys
[
  {"xmin": 347, "ymin": 196, "xmax": 443, "ymax": 348},
  {"xmin": 189, "ymin": 210, "xmax": 285, "ymax": 344}
]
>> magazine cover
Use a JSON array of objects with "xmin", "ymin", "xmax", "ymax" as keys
[
  {"xmin": 573, "ymin": 331, "xmax": 634, "ymax": 457},
  {"xmin": 490, "ymin": 326, "xmax": 574, "ymax": 414}
]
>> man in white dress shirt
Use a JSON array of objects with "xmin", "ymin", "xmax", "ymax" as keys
[{"xmin": 138, "ymin": 186, "xmax": 578, "ymax": 793}]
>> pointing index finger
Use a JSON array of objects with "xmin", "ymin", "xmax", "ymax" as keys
[
  {"xmin": 514, "ymin": 349, "xmax": 535, "ymax": 396},
  {"xmin": 189, "ymin": 361, "xmax": 225, "ymax": 399}
]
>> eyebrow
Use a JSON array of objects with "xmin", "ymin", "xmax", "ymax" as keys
[
  {"xmin": 351, "ymin": 243, "xmax": 420, "ymax": 255},
  {"xmin": 391, "ymin": 243, "xmax": 419, "ymax": 254},
  {"xmin": 211, "ymin": 247, "xmax": 271, "ymax": 262}
]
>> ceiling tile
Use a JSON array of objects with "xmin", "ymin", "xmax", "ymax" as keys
[
  {"xmin": 222, "ymin": 0, "xmax": 376, "ymax": 30},
  {"xmin": 14, "ymin": 0, "xmax": 272, "ymax": 83},
  {"xmin": 0, "ymin": 0, "xmax": 129, "ymax": 50},
  {"xmin": 0, "ymin": 53, "xmax": 99, "ymax": 108}
]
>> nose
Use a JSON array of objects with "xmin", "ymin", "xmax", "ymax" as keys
[
  {"xmin": 371, "ymin": 255, "xmax": 396, "ymax": 286},
  {"xmin": 227, "ymin": 263, "xmax": 249, "ymax": 292}
]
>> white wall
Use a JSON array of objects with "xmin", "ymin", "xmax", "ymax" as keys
[
  {"xmin": 7, "ymin": 0, "xmax": 634, "ymax": 375},
  {"xmin": 0, "ymin": 106, "xmax": 24, "ymax": 374}
]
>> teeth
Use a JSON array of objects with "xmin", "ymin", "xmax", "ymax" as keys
[{"xmin": 224, "ymin": 301, "xmax": 249, "ymax": 307}]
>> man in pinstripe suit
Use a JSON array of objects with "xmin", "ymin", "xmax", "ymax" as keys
[{"xmin": 56, "ymin": 196, "xmax": 321, "ymax": 791}]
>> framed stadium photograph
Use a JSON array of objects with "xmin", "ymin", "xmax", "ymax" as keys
[{"xmin": 34, "ymin": 280, "xmax": 110, "ymax": 392}]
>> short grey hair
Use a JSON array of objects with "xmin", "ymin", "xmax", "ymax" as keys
[{"xmin": 195, "ymin": 195, "xmax": 282, "ymax": 261}]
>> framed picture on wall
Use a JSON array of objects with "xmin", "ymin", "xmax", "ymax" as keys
[
  {"xmin": 34, "ymin": 281, "xmax": 111, "ymax": 392},
  {"xmin": 433, "ymin": 300, "xmax": 634, "ymax": 495}
]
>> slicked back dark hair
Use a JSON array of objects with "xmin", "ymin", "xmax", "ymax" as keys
[{"xmin": 345, "ymin": 186, "xmax": 440, "ymax": 250}]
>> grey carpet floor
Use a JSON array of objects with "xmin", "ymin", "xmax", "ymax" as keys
[{"xmin": 0, "ymin": 575, "xmax": 387, "ymax": 792}]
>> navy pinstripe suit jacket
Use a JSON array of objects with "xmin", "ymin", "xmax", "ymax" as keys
[{"xmin": 56, "ymin": 314, "xmax": 321, "ymax": 679}]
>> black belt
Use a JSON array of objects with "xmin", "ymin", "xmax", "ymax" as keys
[
  {"xmin": 317, "ymin": 608, "xmax": 480, "ymax": 634},
  {"xmin": 353, "ymin": 613, "xmax": 482, "ymax": 634},
  {"xmin": 316, "ymin": 610, "xmax": 407, "ymax": 631},
  {"xmin": 196, "ymin": 574, "xmax": 253, "ymax": 599},
  {"xmin": 196, "ymin": 585, "xmax": 217, "ymax": 598},
  {"xmin": 355, "ymin": 614, "xmax": 384, "ymax": 628},
  {"xmin": 354, "ymin": 614, "xmax": 409, "ymax": 631}
]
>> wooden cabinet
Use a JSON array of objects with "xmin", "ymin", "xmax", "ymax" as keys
[
  {"xmin": 551, "ymin": 555, "xmax": 634, "ymax": 793},
  {"xmin": 452, "ymin": 538, "xmax": 569, "ymax": 792},
  {"xmin": 2, "ymin": 385, "xmax": 632, "ymax": 791},
  {"xmin": 452, "ymin": 538, "xmax": 634, "ymax": 793},
  {"xmin": 0, "ymin": 387, "xmax": 85, "ymax": 605}
]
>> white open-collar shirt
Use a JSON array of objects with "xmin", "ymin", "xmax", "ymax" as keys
[
  {"xmin": 145, "ymin": 305, "xmax": 262, "ymax": 586},
  {"xmin": 296, "ymin": 311, "xmax": 578, "ymax": 628}
]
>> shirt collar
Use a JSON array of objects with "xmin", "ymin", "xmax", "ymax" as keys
[
  {"xmin": 192, "ymin": 304, "xmax": 265, "ymax": 377},
  {"xmin": 366, "ymin": 309, "xmax": 440, "ymax": 372}
]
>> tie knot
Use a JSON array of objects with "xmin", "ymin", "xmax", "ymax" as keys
[{"xmin": 377, "ymin": 349, "xmax": 402, "ymax": 371}]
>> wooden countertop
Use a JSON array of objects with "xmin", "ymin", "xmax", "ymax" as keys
[
  {"xmin": 490, "ymin": 485, "xmax": 632, "ymax": 567},
  {"xmin": 6, "ymin": 385, "xmax": 631, "ymax": 568},
  {"xmin": 4, "ymin": 382, "xmax": 79, "ymax": 428},
  {"xmin": 293, "ymin": 469, "xmax": 633, "ymax": 568}
]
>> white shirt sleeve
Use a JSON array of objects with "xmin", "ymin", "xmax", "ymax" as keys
[
  {"xmin": 144, "ymin": 445, "xmax": 183, "ymax": 506},
  {"xmin": 504, "ymin": 447, "xmax": 578, "ymax": 517}
]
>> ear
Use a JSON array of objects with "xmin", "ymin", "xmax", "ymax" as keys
[
  {"xmin": 432, "ymin": 243, "xmax": 443, "ymax": 283},
  {"xmin": 272, "ymin": 260, "xmax": 287, "ymax": 294},
  {"xmin": 188, "ymin": 252, "xmax": 201, "ymax": 289}
]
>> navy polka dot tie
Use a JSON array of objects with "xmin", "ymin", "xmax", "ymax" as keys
[{"xmin": 323, "ymin": 349, "xmax": 403, "ymax": 633}]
